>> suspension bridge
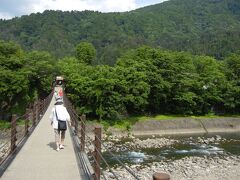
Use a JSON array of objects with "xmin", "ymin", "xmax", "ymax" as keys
[{"xmin": 0, "ymin": 88, "xmax": 168, "ymax": 180}]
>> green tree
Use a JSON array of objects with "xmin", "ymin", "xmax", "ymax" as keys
[
  {"xmin": 221, "ymin": 53, "xmax": 240, "ymax": 113},
  {"xmin": 75, "ymin": 42, "xmax": 96, "ymax": 65},
  {"xmin": 192, "ymin": 56, "xmax": 226, "ymax": 114},
  {"xmin": 23, "ymin": 51, "xmax": 55, "ymax": 97},
  {"xmin": 0, "ymin": 41, "xmax": 28, "ymax": 117},
  {"xmin": 0, "ymin": 40, "xmax": 56, "ymax": 119}
]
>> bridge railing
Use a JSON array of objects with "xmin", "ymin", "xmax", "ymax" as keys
[
  {"xmin": 0, "ymin": 90, "xmax": 53, "ymax": 173},
  {"xmin": 63, "ymin": 93, "xmax": 141, "ymax": 180}
]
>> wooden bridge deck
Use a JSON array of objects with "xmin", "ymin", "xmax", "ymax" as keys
[{"xmin": 1, "ymin": 95, "xmax": 85, "ymax": 180}]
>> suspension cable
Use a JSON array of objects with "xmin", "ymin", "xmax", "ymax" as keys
[
  {"xmin": 94, "ymin": 132, "xmax": 140, "ymax": 179},
  {"xmin": 64, "ymin": 95, "xmax": 140, "ymax": 179},
  {"xmin": 83, "ymin": 136, "xmax": 118, "ymax": 179},
  {"xmin": 65, "ymin": 102, "xmax": 119, "ymax": 179},
  {"xmin": 84, "ymin": 133, "xmax": 119, "ymax": 180}
]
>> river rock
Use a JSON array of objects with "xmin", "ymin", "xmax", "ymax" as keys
[{"xmin": 103, "ymin": 155, "xmax": 240, "ymax": 180}]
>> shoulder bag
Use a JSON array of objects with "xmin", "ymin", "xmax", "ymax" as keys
[{"xmin": 55, "ymin": 108, "xmax": 67, "ymax": 130}]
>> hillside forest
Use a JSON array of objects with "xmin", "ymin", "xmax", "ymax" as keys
[
  {"xmin": 0, "ymin": 0, "xmax": 240, "ymax": 65},
  {"xmin": 1, "ymin": 0, "xmax": 240, "ymax": 121}
]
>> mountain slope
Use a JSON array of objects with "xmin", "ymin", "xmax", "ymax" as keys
[{"xmin": 0, "ymin": 0, "xmax": 239, "ymax": 65}]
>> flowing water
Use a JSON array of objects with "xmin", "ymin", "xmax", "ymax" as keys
[{"xmin": 102, "ymin": 133, "xmax": 240, "ymax": 167}]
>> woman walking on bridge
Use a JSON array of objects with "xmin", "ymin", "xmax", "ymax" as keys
[{"xmin": 50, "ymin": 98, "xmax": 71, "ymax": 151}]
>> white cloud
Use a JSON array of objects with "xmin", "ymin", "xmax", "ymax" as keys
[{"xmin": 0, "ymin": 12, "xmax": 13, "ymax": 20}]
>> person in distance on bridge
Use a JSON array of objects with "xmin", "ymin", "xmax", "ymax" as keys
[{"xmin": 50, "ymin": 98, "xmax": 71, "ymax": 151}]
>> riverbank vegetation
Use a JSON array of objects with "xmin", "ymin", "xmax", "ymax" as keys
[
  {"xmin": 1, "ymin": 39, "xmax": 240, "ymax": 125},
  {"xmin": 58, "ymin": 43, "xmax": 240, "ymax": 122},
  {"xmin": 90, "ymin": 114, "xmax": 240, "ymax": 131}
]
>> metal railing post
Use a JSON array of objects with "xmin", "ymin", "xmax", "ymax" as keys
[
  {"xmin": 74, "ymin": 110, "xmax": 78, "ymax": 135},
  {"xmin": 71, "ymin": 105, "xmax": 75, "ymax": 128},
  {"xmin": 10, "ymin": 114, "xmax": 17, "ymax": 153},
  {"xmin": 25, "ymin": 108, "xmax": 30, "ymax": 136},
  {"xmin": 93, "ymin": 127, "xmax": 101, "ymax": 180},
  {"xmin": 43, "ymin": 99, "xmax": 46, "ymax": 112},
  {"xmin": 35, "ymin": 100, "xmax": 39, "ymax": 123},
  {"xmin": 32, "ymin": 102, "xmax": 36, "ymax": 126},
  {"xmin": 39, "ymin": 100, "xmax": 43, "ymax": 117},
  {"xmin": 80, "ymin": 114, "xmax": 86, "ymax": 151}
]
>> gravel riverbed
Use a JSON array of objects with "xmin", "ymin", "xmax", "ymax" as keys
[
  {"xmin": 101, "ymin": 134, "xmax": 240, "ymax": 180},
  {"xmin": 103, "ymin": 155, "xmax": 240, "ymax": 180}
]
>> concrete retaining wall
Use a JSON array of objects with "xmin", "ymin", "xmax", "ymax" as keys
[{"xmin": 131, "ymin": 117, "xmax": 240, "ymax": 136}]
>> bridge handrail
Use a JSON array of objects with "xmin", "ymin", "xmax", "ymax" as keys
[
  {"xmin": 63, "ymin": 92, "xmax": 140, "ymax": 180},
  {"xmin": 0, "ymin": 89, "xmax": 54, "ymax": 173}
]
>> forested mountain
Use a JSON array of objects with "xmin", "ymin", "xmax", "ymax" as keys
[{"xmin": 0, "ymin": 0, "xmax": 239, "ymax": 65}]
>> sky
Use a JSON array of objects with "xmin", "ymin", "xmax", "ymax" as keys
[{"xmin": 0, "ymin": 0, "xmax": 169, "ymax": 20}]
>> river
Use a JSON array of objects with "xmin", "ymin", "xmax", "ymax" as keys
[{"xmin": 102, "ymin": 133, "xmax": 240, "ymax": 167}]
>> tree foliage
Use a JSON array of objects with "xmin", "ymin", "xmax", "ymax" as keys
[
  {"xmin": 57, "ymin": 44, "xmax": 240, "ymax": 120},
  {"xmin": 1, "ymin": 39, "xmax": 240, "ymax": 121},
  {"xmin": 0, "ymin": 40, "xmax": 56, "ymax": 119},
  {"xmin": 75, "ymin": 42, "xmax": 96, "ymax": 65}
]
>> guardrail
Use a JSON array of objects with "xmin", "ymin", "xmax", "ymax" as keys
[
  {"xmin": 1, "ymin": 89, "xmax": 171, "ymax": 179},
  {"xmin": 63, "ymin": 93, "xmax": 141, "ymax": 180},
  {"xmin": 0, "ymin": 90, "xmax": 53, "ymax": 176}
]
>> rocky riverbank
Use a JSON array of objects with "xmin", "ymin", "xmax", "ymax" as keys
[
  {"xmin": 101, "ymin": 134, "xmax": 240, "ymax": 180},
  {"xmin": 103, "ymin": 155, "xmax": 240, "ymax": 180},
  {"xmin": 103, "ymin": 136, "xmax": 178, "ymax": 152}
]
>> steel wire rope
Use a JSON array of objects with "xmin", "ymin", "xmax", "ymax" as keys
[
  {"xmin": 82, "ymin": 136, "xmax": 110, "ymax": 180},
  {"xmin": 90, "ymin": 138, "xmax": 119, "ymax": 180},
  {"xmin": 0, "ymin": 148, "xmax": 11, "ymax": 165},
  {"xmin": 0, "ymin": 118, "xmax": 20, "ymax": 154},
  {"xmin": 0, "ymin": 129, "xmax": 27, "ymax": 166},
  {"xmin": 67, "ymin": 114, "xmax": 117, "ymax": 180},
  {"xmin": 0, "ymin": 118, "xmax": 32, "ymax": 165},
  {"xmin": 84, "ymin": 142, "xmax": 108, "ymax": 180},
  {"xmin": 64, "ymin": 97, "xmax": 139, "ymax": 179},
  {"xmin": 0, "ymin": 92, "xmax": 53, "ymax": 165},
  {"xmin": 92, "ymin": 132, "xmax": 140, "ymax": 180},
  {"xmin": 64, "ymin": 109, "xmax": 133, "ymax": 179},
  {"xmin": 68, "ymin": 120, "xmax": 109, "ymax": 180},
  {"xmin": 72, "ymin": 122, "xmax": 119, "ymax": 180},
  {"xmin": 15, "ymin": 127, "xmax": 27, "ymax": 142},
  {"xmin": 101, "ymin": 170, "xmax": 108, "ymax": 180},
  {"xmin": 17, "ymin": 112, "xmax": 28, "ymax": 120},
  {"xmin": 0, "ymin": 131, "xmax": 11, "ymax": 139},
  {"xmin": 67, "ymin": 122, "xmax": 94, "ymax": 179},
  {"xmin": 0, "ymin": 147, "xmax": 10, "ymax": 160},
  {"xmin": 69, "ymin": 109, "xmax": 78, "ymax": 122},
  {"xmin": 1, "ymin": 135, "xmax": 10, "ymax": 142},
  {"xmin": 0, "ymin": 141, "xmax": 10, "ymax": 150},
  {"xmin": 70, "ymin": 111, "xmax": 140, "ymax": 180},
  {"xmin": 66, "ymin": 108, "xmax": 94, "ymax": 134},
  {"xmin": 7, "ymin": 125, "xmax": 26, "ymax": 145},
  {"xmin": 4, "ymin": 116, "xmax": 33, "ymax": 148}
]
